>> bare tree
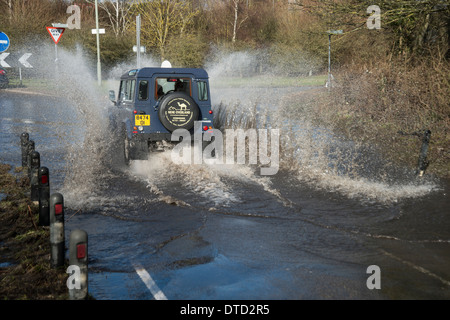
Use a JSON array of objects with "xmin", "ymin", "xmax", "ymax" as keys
[
  {"xmin": 133, "ymin": 0, "xmax": 199, "ymax": 60},
  {"xmin": 231, "ymin": 0, "xmax": 249, "ymax": 43},
  {"xmin": 86, "ymin": 0, "xmax": 133, "ymax": 37},
  {"xmin": 1, "ymin": 0, "xmax": 60, "ymax": 30}
]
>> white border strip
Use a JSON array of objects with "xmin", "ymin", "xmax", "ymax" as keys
[{"xmin": 134, "ymin": 264, "xmax": 168, "ymax": 300}]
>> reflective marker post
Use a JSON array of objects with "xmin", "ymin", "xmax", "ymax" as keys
[
  {"xmin": 418, "ymin": 130, "xmax": 431, "ymax": 177},
  {"xmin": 69, "ymin": 230, "xmax": 88, "ymax": 300},
  {"xmin": 50, "ymin": 193, "xmax": 64, "ymax": 268},
  {"xmin": 30, "ymin": 151, "xmax": 40, "ymax": 201},
  {"xmin": 20, "ymin": 132, "xmax": 29, "ymax": 167},
  {"xmin": 38, "ymin": 167, "xmax": 50, "ymax": 226}
]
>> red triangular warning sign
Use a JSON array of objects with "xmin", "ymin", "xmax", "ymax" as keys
[{"xmin": 46, "ymin": 27, "xmax": 65, "ymax": 45}]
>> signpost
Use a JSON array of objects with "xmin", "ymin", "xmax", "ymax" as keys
[
  {"xmin": 136, "ymin": 14, "xmax": 141, "ymax": 69},
  {"xmin": 326, "ymin": 30, "xmax": 343, "ymax": 91},
  {"xmin": 94, "ymin": 0, "xmax": 102, "ymax": 86},
  {"xmin": 46, "ymin": 26, "xmax": 65, "ymax": 45},
  {"xmin": 47, "ymin": 26, "xmax": 65, "ymax": 75},
  {"xmin": 0, "ymin": 32, "xmax": 10, "ymax": 53}
]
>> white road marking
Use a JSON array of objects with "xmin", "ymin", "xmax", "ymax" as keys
[{"xmin": 133, "ymin": 264, "xmax": 168, "ymax": 300}]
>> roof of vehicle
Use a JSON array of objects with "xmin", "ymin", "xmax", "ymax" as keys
[{"xmin": 121, "ymin": 67, "xmax": 209, "ymax": 79}]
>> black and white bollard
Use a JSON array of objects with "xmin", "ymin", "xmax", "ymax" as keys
[
  {"xmin": 50, "ymin": 193, "xmax": 64, "ymax": 268},
  {"xmin": 20, "ymin": 132, "xmax": 29, "ymax": 167},
  {"xmin": 38, "ymin": 167, "xmax": 50, "ymax": 226},
  {"xmin": 417, "ymin": 130, "xmax": 431, "ymax": 177},
  {"xmin": 68, "ymin": 230, "xmax": 88, "ymax": 300},
  {"xmin": 30, "ymin": 151, "xmax": 40, "ymax": 201}
]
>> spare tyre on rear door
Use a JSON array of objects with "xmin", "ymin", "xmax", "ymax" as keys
[{"xmin": 158, "ymin": 92, "xmax": 199, "ymax": 132}]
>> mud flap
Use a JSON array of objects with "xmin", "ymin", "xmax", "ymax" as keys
[{"xmin": 130, "ymin": 135, "xmax": 149, "ymax": 160}]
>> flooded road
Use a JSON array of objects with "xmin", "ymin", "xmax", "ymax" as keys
[{"xmin": 0, "ymin": 88, "xmax": 449, "ymax": 300}]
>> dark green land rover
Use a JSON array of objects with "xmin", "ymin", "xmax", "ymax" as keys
[{"xmin": 109, "ymin": 65, "xmax": 214, "ymax": 164}]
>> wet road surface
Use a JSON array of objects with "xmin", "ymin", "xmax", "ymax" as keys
[{"xmin": 0, "ymin": 89, "xmax": 449, "ymax": 300}]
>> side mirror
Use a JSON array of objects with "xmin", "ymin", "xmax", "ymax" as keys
[{"xmin": 109, "ymin": 90, "xmax": 116, "ymax": 105}]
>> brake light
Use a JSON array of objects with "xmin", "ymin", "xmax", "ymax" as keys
[
  {"xmin": 203, "ymin": 126, "xmax": 208, "ymax": 131},
  {"xmin": 77, "ymin": 244, "xmax": 86, "ymax": 259}
]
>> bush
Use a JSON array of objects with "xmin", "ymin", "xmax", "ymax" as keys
[{"xmin": 165, "ymin": 33, "xmax": 209, "ymax": 68}]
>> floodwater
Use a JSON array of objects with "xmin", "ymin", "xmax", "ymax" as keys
[{"xmin": 0, "ymin": 86, "xmax": 449, "ymax": 300}]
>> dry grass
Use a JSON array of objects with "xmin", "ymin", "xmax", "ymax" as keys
[
  {"xmin": 283, "ymin": 55, "xmax": 450, "ymax": 178},
  {"xmin": 0, "ymin": 164, "xmax": 69, "ymax": 300}
]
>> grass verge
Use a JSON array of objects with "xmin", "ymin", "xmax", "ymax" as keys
[
  {"xmin": 281, "ymin": 57, "xmax": 450, "ymax": 178},
  {"xmin": 0, "ymin": 163, "xmax": 68, "ymax": 300}
]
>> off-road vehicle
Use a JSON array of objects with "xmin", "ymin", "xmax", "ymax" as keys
[{"xmin": 109, "ymin": 64, "xmax": 214, "ymax": 164}]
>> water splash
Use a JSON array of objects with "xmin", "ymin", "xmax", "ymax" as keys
[{"xmin": 210, "ymin": 82, "xmax": 440, "ymax": 204}]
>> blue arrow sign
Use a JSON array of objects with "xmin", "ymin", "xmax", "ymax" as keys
[{"xmin": 0, "ymin": 32, "xmax": 10, "ymax": 53}]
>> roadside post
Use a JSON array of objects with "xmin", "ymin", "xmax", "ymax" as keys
[
  {"xmin": 26, "ymin": 140, "xmax": 35, "ymax": 178},
  {"xmin": 136, "ymin": 14, "xmax": 141, "ymax": 69},
  {"xmin": 38, "ymin": 167, "xmax": 50, "ymax": 226},
  {"xmin": 94, "ymin": 0, "xmax": 102, "ymax": 86},
  {"xmin": 50, "ymin": 193, "xmax": 64, "ymax": 267},
  {"xmin": 326, "ymin": 30, "xmax": 343, "ymax": 91},
  {"xmin": 69, "ymin": 230, "xmax": 88, "ymax": 300},
  {"xmin": 20, "ymin": 132, "xmax": 29, "ymax": 167},
  {"xmin": 418, "ymin": 130, "xmax": 431, "ymax": 177},
  {"xmin": 30, "ymin": 151, "xmax": 40, "ymax": 201}
]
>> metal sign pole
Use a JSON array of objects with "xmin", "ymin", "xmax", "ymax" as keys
[
  {"xmin": 136, "ymin": 15, "xmax": 141, "ymax": 69},
  {"xmin": 328, "ymin": 34, "xmax": 331, "ymax": 91},
  {"xmin": 326, "ymin": 30, "xmax": 343, "ymax": 91},
  {"xmin": 95, "ymin": 0, "xmax": 102, "ymax": 86},
  {"xmin": 55, "ymin": 43, "xmax": 58, "ymax": 75}
]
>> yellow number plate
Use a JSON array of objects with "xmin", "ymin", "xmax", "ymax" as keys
[{"xmin": 135, "ymin": 115, "xmax": 150, "ymax": 126}]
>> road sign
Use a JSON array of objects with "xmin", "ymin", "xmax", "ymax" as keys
[
  {"xmin": 19, "ymin": 53, "xmax": 33, "ymax": 68},
  {"xmin": 91, "ymin": 28, "xmax": 105, "ymax": 34},
  {"xmin": 0, "ymin": 32, "xmax": 10, "ymax": 53},
  {"xmin": 133, "ymin": 46, "xmax": 146, "ymax": 53},
  {"xmin": 52, "ymin": 23, "xmax": 69, "ymax": 28},
  {"xmin": 46, "ymin": 27, "xmax": 65, "ymax": 44},
  {"xmin": 0, "ymin": 52, "xmax": 33, "ymax": 68}
]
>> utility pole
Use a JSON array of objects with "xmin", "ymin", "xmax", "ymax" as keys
[{"xmin": 95, "ymin": 0, "xmax": 102, "ymax": 86}]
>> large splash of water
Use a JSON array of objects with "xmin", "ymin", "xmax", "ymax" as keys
[{"xmin": 22, "ymin": 44, "xmax": 439, "ymax": 208}]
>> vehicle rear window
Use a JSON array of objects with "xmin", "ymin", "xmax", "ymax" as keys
[{"xmin": 155, "ymin": 78, "xmax": 191, "ymax": 99}]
